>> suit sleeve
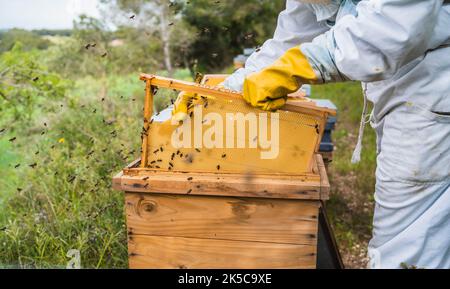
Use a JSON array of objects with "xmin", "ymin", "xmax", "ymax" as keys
[
  {"xmin": 222, "ymin": 0, "xmax": 329, "ymax": 91},
  {"xmin": 300, "ymin": 0, "xmax": 448, "ymax": 83}
]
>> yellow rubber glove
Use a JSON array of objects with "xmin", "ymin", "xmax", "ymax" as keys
[
  {"xmin": 171, "ymin": 91, "xmax": 216, "ymax": 122},
  {"xmin": 171, "ymin": 91, "xmax": 196, "ymax": 122},
  {"xmin": 243, "ymin": 46, "xmax": 318, "ymax": 111}
]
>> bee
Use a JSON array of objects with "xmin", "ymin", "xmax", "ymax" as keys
[
  {"xmin": 187, "ymin": 177, "xmax": 193, "ymax": 181},
  {"xmin": 195, "ymin": 72, "xmax": 204, "ymax": 83},
  {"xmin": 195, "ymin": 148, "xmax": 201, "ymax": 153},
  {"xmin": 186, "ymin": 189, "xmax": 192, "ymax": 194},
  {"xmin": 221, "ymin": 153, "xmax": 227, "ymax": 158},
  {"xmin": 217, "ymin": 165, "xmax": 221, "ymax": 170},
  {"xmin": 29, "ymin": 163, "xmax": 37, "ymax": 169}
]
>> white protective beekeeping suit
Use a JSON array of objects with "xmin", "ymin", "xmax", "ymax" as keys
[{"xmin": 222, "ymin": 0, "xmax": 450, "ymax": 269}]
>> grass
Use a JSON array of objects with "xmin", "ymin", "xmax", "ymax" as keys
[
  {"xmin": 0, "ymin": 72, "xmax": 375, "ymax": 268},
  {"xmin": 0, "ymin": 71, "xmax": 190, "ymax": 268},
  {"xmin": 313, "ymin": 82, "xmax": 376, "ymax": 268}
]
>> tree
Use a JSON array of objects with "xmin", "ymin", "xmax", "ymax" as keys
[
  {"xmin": 101, "ymin": 0, "xmax": 189, "ymax": 76},
  {"xmin": 181, "ymin": 0, "xmax": 285, "ymax": 72},
  {"xmin": 0, "ymin": 29, "xmax": 52, "ymax": 53},
  {"xmin": 0, "ymin": 43, "xmax": 70, "ymax": 130}
]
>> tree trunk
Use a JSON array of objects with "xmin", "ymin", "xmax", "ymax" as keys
[{"xmin": 159, "ymin": 3, "xmax": 173, "ymax": 76}]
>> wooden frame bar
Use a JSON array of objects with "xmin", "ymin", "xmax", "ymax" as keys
[
  {"xmin": 139, "ymin": 74, "xmax": 337, "ymax": 117},
  {"xmin": 140, "ymin": 80, "xmax": 153, "ymax": 167}
]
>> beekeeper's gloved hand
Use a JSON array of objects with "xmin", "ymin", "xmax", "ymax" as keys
[
  {"xmin": 242, "ymin": 46, "xmax": 317, "ymax": 111},
  {"xmin": 171, "ymin": 91, "xmax": 196, "ymax": 122}
]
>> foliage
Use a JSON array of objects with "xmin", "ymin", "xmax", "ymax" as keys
[
  {"xmin": 101, "ymin": 0, "xmax": 197, "ymax": 75},
  {"xmin": 0, "ymin": 64, "xmax": 190, "ymax": 268},
  {"xmin": 45, "ymin": 16, "xmax": 168, "ymax": 78},
  {"xmin": 0, "ymin": 29, "xmax": 52, "ymax": 53},
  {"xmin": 0, "ymin": 43, "xmax": 71, "ymax": 130},
  {"xmin": 181, "ymin": 0, "xmax": 285, "ymax": 71}
]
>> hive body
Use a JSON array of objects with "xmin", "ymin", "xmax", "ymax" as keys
[{"xmin": 113, "ymin": 74, "xmax": 336, "ymax": 269}]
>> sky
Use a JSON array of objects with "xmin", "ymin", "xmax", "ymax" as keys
[{"xmin": 0, "ymin": 0, "xmax": 101, "ymax": 30}]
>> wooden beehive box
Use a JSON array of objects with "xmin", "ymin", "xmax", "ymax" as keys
[{"xmin": 113, "ymin": 74, "xmax": 336, "ymax": 269}]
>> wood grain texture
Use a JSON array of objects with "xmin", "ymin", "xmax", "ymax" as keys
[
  {"xmin": 140, "ymin": 74, "xmax": 336, "ymax": 116},
  {"xmin": 141, "ymin": 80, "xmax": 153, "ymax": 167},
  {"xmin": 114, "ymin": 171, "xmax": 322, "ymax": 200},
  {"xmin": 128, "ymin": 235, "xmax": 316, "ymax": 269},
  {"xmin": 113, "ymin": 156, "xmax": 329, "ymax": 200},
  {"xmin": 126, "ymin": 193, "xmax": 319, "ymax": 245},
  {"xmin": 315, "ymin": 154, "xmax": 330, "ymax": 200}
]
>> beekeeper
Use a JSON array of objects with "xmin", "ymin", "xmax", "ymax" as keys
[{"xmin": 173, "ymin": 0, "xmax": 450, "ymax": 268}]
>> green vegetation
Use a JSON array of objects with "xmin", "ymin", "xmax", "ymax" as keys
[
  {"xmin": 0, "ymin": 29, "xmax": 53, "ymax": 52},
  {"xmin": 0, "ymin": 1, "xmax": 375, "ymax": 268},
  {"xmin": 313, "ymin": 83, "xmax": 375, "ymax": 268}
]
